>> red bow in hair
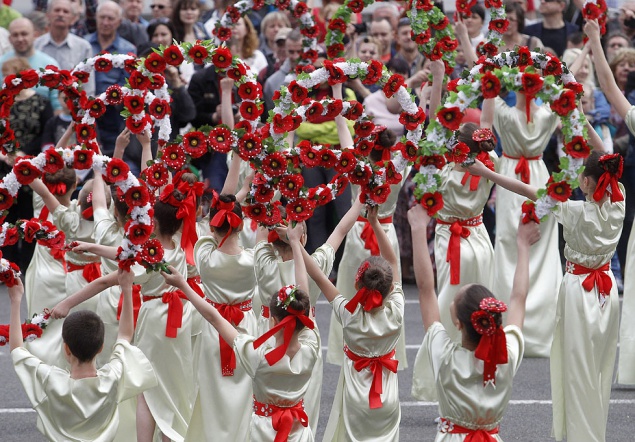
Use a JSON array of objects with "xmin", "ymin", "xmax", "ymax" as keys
[
  {"xmin": 593, "ymin": 154, "xmax": 624, "ymax": 203},
  {"xmin": 210, "ymin": 191, "xmax": 242, "ymax": 247},
  {"xmin": 253, "ymin": 308, "xmax": 314, "ymax": 366},
  {"xmin": 46, "ymin": 182, "xmax": 67, "ymax": 196},
  {"xmin": 471, "ymin": 297, "xmax": 508, "ymax": 386},
  {"xmin": 174, "ymin": 175, "xmax": 204, "ymax": 265},
  {"xmin": 345, "ymin": 287, "xmax": 383, "ymax": 313}
]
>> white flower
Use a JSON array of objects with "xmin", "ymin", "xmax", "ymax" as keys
[{"xmin": 3, "ymin": 173, "xmax": 20, "ymax": 196}]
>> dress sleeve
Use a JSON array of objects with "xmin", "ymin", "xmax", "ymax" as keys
[
  {"xmin": 233, "ymin": 333, "xmax": 265, "ymax": 379},
  {"xmin": 311, "ymin": 244, "xmax": 336, "ymax": 276},
  {"xmin": 423, "ymin": 322, "xmax": 452, "ymax": 379},
  {"xmin": 11, "ymin": 347, "xmax": 51, "ymax": 407},
  {"xmin": 503, "ymin": 325, "xmax": 525, "ymax": 375},
  {"xmin": 551, "ymin": 199, "xmax": 583, "ymax": 228},
  {"xmin": 52, "ymin": 204, "xmax": 80, "ymax": 236},
  {"xmin": 93, "ymin": 208, "xmax": 121, "ymax": 247},
  {"xmin": 107, "ymin": 340, "xmax": 158, "ymax": 403},
  {"xmin": 254, "ymin": 241, "xmax": 278, "ymax": 283},
  {"xmin": 625, "ymin": 106, "xmax": 635, "ymax": 136},
  {"xmin": 297, "ymin": 327, "xmax": 320, "ymax": 357},
  {"xmin": 330, "ymin": 294, "xmax": 351, "ymax": 326},
  {"xmin": 383, "ymin": 282, "xmax": 405, "ymax": 325},
  {"xmin": 194, "ymin": 236, "xmax": 218, "ymax": 270}
]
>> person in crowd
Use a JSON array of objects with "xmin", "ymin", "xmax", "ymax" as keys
[
  {"xmin": 0, "ymin": 3, "xmax": 21, "ymax": 29},
  {"xmin": 501, "ymin": 2, "xmax": 544, "ymax": 52},
  {"xmin": 258, "ymin": 10, "xmax": 290, "ymax": 61},
  {"xmin": 122, "ymin": 0, "xmax": 147, "ymax": 28},
  {"xmin": 258, "ymin": 26, "xmax": 291, "ymax": 86},
  {"xmin": 229, "ymin": 16, "xmax": 267, "ymax": 75},
  {"xmin": 524, "ymin": 0, "xmax": 579, "ymax": 57},
  {"xmin": 605, "ymin": 31, "xmax": 632, "ymax": 63},
  {"xmin": 34, "ymin": 0, "xmax": 99, "ymax": 37},
  {"xmin": 26, "ymin": 11, "xmax": 50, "ymax": 38},
  {"xmin": 393, "ymin": 17, "xmax": 425, "ymax": 76},
  {"xmin": 172, "ymin": 0, "xmax": 208, "ymax": 44},
  {"xmin": 369, "ymin": 17, "xmax": 395, "ymax": 62},
  {"xmin": 263, "ymin": 28, "xmax": 303, "ymax": 115},
  {"xmin": 463, "ymin": 4, "xmax": 486, "ymax": 49},
  {"xmin": 150, "ymin": 0, "xmax": 173, "ymax": 21}
]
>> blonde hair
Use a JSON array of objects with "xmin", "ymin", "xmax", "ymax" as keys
[
  {"xmin": 1, "ymin": 57, "xmax": 31, "ymax": 76},
  {"xmin": 241, "ymin": 16, "xmax": 259, "ymax": 60},
  {"xmin": 562, "ymin": 48, "xmax": 595, "ymax": 87},
  {"xmin": 609, "ymin": 47, "xmax": 635, "ymax": 80}
]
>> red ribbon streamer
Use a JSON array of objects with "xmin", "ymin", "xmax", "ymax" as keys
[
  {"xmin": 253, "ymin": 398, "xmax": 309, "ymax": 442},
  {"xmin": 447, "ymin": 221, "xmax": 470, "ymax": 285},
  {"xmin": 345, "ymin": 287, "xmax": 383, "ymax": 313},
  {"xmin": 474, "ymin": 326, "xmax": 508, "ymax": 386},
  {"xmin": 356, "ymin": 216, "xmax": 393, "ymax": 256},
  {"xmin": 67, "ymin": 261, "xmax": 102, "ymax": 283},
  {"xmin": 117, "ymin": 284, "xmax": 142, "ymax": 327},
  {"xmin": 253, "ymin": 308, "xmax": 314, "ymax": 366},
  {"xmin": 344, "ymin": 346, "xmax": 398, "ymax": 409},
  {"xmin": 567, "ymin": 261, "xmax": 612, "ymax": 296},
  {"xmin": 187, "ymin": 276, "xmax": 206, "ymax": 298},
  {"xmin": 209, "ymin": 299, "xmax": 251, "ymax": 376},
  {"xmin": 593, "ymin": 172, "xmax": 624, "ymax": 203},
  {"xmin": 144, "ymin": 290, "xmax": 188, "ymax": 338},
  {"xmin": 502, "ymin": 153, "xmax": 541, "ymax": 185}
]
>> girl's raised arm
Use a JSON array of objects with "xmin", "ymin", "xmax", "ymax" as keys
[
  {"xmin": 325, "ymin": 197, "xmax": 364, "ymax": 252},
  {"xmin": 50, "ymin": 271, "xmax": 119, "ymax": 319},
  {"xmin": 467, "ymin": 160, "xmax": 539, "ymax": 201},
  {"xmin": 332, "ymin": 83, "xmax": 355, "ymax": 149},
  {"xmin": 288, "ymin": 223, "xmax": 309, "ymax": 292},
  {"xmin": 299, "ymin": 239, "xmax": 340, "ymax": 303},
  {"xmin": 368, "ymin": 205, "xmax": 400, "ymax": 283}
]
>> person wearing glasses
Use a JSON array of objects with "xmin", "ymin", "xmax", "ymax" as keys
[
  {"xmin": 150, "ymin": 0, "xmax": 173, "ymax": 21},
  {"xmin": 523, "ymin": 0, "xmax": 579, "ymax": 57}
]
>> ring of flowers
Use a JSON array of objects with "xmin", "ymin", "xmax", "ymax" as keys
[
  {"xmin": 413, "ymin": 47, "xmax": 589, "ymax": 219},
  {"xmin": 455, "ymin": 0, "xmax": 507, "ymax": 58}
]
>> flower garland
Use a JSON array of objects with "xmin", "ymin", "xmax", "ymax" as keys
[
  {"xmin": 212, "ymin": 0, "xmax": 319, "ymax": 65},
  {"xmin": 406, "ymin": 0, "xmax": 458, "ymax": 73},
  {"xmin": 581, "ymin": 0, "xmax": 608, "ymax": 36},
  {"xmin": 324, "ymin": 0, "xmax": 375, "ymax": 59},
  {"xmin": 0, "ymin": 217, "xmax": 66, "ymax": 250},
  {"xmin": 456, "ymin": 0, "xmax": 507, "ymax": 57},
  {"xmin": 413, "ymin": 47, "xmax": 588, "ymax": 219}
]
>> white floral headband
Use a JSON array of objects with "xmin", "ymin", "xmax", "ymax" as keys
[{"xmin": 277, "ymin": 285, "xmax": 298, "ymax": 310}]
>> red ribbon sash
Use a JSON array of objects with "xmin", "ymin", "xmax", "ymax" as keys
[
  {"xmin": 502, "ymin": 153, "xmax": 541, "ymax": 184},
  {"xmin": 344, "ymin": 346, "xmax": 398, "ymax": 409},
  {"xmin": 357, "ymin": 216, "xmax": 393, "ymax": 256},
  {"xmin": 187, "ymin": 276, "xmax": 206, "ymax": 298},
  {"xmin": 253, "ymin": 398, "xmax": 309, "ymax": 442},
  {"xmin": 208, "ymin": 298, "xmax": 252, "ymax": 376},
  {"xmin": 439, "ymin": 418, "xmax": 499, "ymax": 442},
  {"xmin": 143, "ymin": 290, "xmax": 188, "ymax": 338},
  {"xmin": 437, "ymin": 215, "xmax": 483, "ymax": 285},
  {"xmin": 117, "ymin": 284, "xmax": 142, "ymax": 327},
  {"xmin": 66, "ymin": 261, "xmax": 102, "ymax": 283},
  {"xmin": 253, "ymin": 308, "xmax": 314, "ymax": 366},
  {"xmin": 566, "ymin": 261, "xmax": 612, "ymax": 296}
]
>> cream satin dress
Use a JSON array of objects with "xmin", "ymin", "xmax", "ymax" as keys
[
  {"xmin": 25, "ymin": 196, "xmax": 67, "ymax": 368},
  {"xmin": 328, "ymin": 169, "xmax": 411, "ymax": 369},
  {"xmin": 254, "ymin": 241, "xmax": 335, "ymax": 435},
  {"xmin": 233, "ymin": 328, "xmax": 319, "ymax": 442},
  {"xmin": 424, "ymin": 322, "xmax": 524, "ymax": 441},
  {"xmin": 134, "ymin": 245, "xmax": 194, "ymax": 442},
  {"xmin": 493, "ymin": 97, "xmax": 562, "ymax": 357},
  {"xmin": 323, "ymin": 283, "xmax": 404, "ymax": 442},
  {"xmin": 412, "ymin": 155, "xmax": 496, "ymax": 400},
  {"xmin": 12, "ymin": 339, "xmax": 157, "ymax": 442},
  {"xmin": 185, "ymin": 237, "xmax": 257, "ymax": 442},
  {"xmin": 618, "ymin": 108, "xmax": 635, "ymax": 385},
  {"xmin": 550, "ymin": 192, "xmax": 624, "ymax": 442}
]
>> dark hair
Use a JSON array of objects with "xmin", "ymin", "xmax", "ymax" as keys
[
  {"xmin": 208, "ymin": 193, "xmax": 243, "ymax": 236},
  {"xmin": 358, "ymin": 256, "xmax": 393, "ymax": 298},
  {"xmin": 457, "ymin": 123, "xmax": 495, "ymax": 154},
  {"xmin": 567, "ymin": 31, "xmax": 584, "ymax": 47},
  {"xmin": 155, "ymin": 172, "xmax": 201, "ymax": 236},
  {"xmin": 470, "ymin": 5, "xmax": 485, "ymax": 21},
  {"xmin": 172, "ymin": 0, "xmax": 200, "ymax": 42},
  {"xmin": 62, "ymin": 310, "xmax": 105, "ymax": 363},
  {"xmin": 44, "ymin": 167, "xmax": 76, "ymax": 196},
  {"xmin": 455, "ymin": 285, "xmax": 502, "ymax": 345},
  {"xmin": 386, "ymin": 56, "xmax": 410, "ymax": 77},
  {"xmin": 370, "ymin": 127, "xmax": 397, "ymax": 162},
  {"xmin": 582, "ymin": 151, "xmax": 622, "ymax": 182},
  {"xmin": 269, "ymin": 287, "xmax": 311, "ymax": 332},
  {"xmin": 147, "ymin": 19, "xmax": 177, "ymax": 42},
  {"xmin": 112, "ymin": 187, "xmax": 130, "ymax": 227},
  {"xmin": 504, "ymin": 2, "xmax": 525, "ymax": 33}
]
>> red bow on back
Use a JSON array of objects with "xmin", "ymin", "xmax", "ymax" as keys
[
  {"xmin": 474, "ymin": 326, "xmax": 508, "ymax": 386},
  {"xmin": 253, "ymin": 308, "xmax": 314, "ymax": 366},
  {"xmin": 593, "ymin": 172, "xmax": 624, "ymax": 203},
  {"xmin": 174, "ymin": 180, "xmax": 204, "ymax": 265},
  {"xmin": 210, "ymin": 193, "xmax": 242, "ymax": 247},
  {"xmin": 345, "ymin": 287, "xmax": 383, "ymax": 313}
]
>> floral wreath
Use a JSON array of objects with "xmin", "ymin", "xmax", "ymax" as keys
[
  {"xmin": 0, "ymin": 217, "xmax": 66, "ymax": 251},
  {"xmin": 212, "ymin": 0, "xmax": 319, "ymax": 65},
  {"xmin": 413, "ymin": 47, "xmax": 588, "ymax": 219},
  {"xmin": 455, "ymin": 0, "xmax": 507, "ymax": 58},
  {"xmin": 277, "ymin": 284, "xmax": 298, "ymax": 309},
  {"xmin": 324, "ymin": 0, "xmax": 375, "ymax": 59}
]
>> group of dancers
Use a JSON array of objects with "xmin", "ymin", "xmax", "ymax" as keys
[{"xmin": 4, "ymin": 18, "xmax": 633, "ymax": 442}]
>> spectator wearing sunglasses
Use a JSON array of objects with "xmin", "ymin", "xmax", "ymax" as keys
[{"xmin": 150, "ymin": 0, "xmax": 173, "ymax": 21}]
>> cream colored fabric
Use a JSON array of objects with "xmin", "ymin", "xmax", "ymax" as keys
[
  {"xmin": 323, "ymin": 284, "xmax": 404, "ymax": 441},
  {"xmin": 184, "ymin": 237, "xmax": 257, "ymax": 442},
  {"xmin": 328, "ymin": 170, "xmax": 411, "ymax": 369},
  {"xmin": 492, "ymin": 97, "xmax": 562, "ymax": 357},
  {"xmin": 412, "ymin": 157, "xmax": 496, "ymax": 401},
  {"xmin": 424, "ymin": 322, "xmax": 524, "ymax": 441},
  {"xmin": 12, "ymin": 340, "xmax": 157, "ymax": 442},
  {"xmin": 234, "ymin": 328, "xmax": 319, "ymax": 442},
  {"xmin": 550, "ymin": 194, "xmax": 624, "ymax": 442}
]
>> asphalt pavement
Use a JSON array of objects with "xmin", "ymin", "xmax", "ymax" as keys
[{"xmin": 1, "ymin": 283, "xmax": 635, "ymax": 441}]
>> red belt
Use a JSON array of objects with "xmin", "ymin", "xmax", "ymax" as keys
[
  {"xmin": 566, "ymin": 261, "xmax": 612, "ymax": 296},
  {"xmin": 187, "ymin": 275, "xmax": 205, "ymax": 298},
  {"xmin": 502, "ymin": 153, "xmax": 541, "ymax": 184},
  {"xmin": 253, "ymin": 397, "xmax": 308, "ymax": 442},
  {"xmin": 344, "ymin": 345, "xmax": 398, "ymax": 409},
  {"xmin": 437, "ymin": 215, "xmax": 483, "ymax": 285},
  {"xmin": 262, "ymin": 305, "xmax": 315, "ymax": 319},
  {"xmin": 117, "ymin": 284, "xmax": 142, "ymax": 327},
  {"xmin": 438, "ymin": 418, "xmax": 499, "ymax": 441},
  {"xmin": 357, "ymin": 216, "xmax": 393, "ymax": 256},
  {"xmin": 66, "ymin": 261, "xmax": 102, "ymax": 283},
  {"xmin": 207, "ymin": 298, "xmax": 252, "ymax": 376},
  {"xmin": 143, "ymin": 290, "xmax": 188, "ymax": 338}
]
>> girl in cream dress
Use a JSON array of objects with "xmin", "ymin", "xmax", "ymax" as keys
[
  {"xmin": 491, "ymin": 94, "xmax": 562, "ymax": 357},
  {"xmin": 409, "ymin": 202, "xmax": 539, "ymax": 441}
]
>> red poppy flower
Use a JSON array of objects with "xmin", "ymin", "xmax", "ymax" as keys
[
  {"xmin": 43, "ymin": 148, "xmax": 64, "ymax": 174},
  {"xmin": 328, "ymin": 18, "xmax": 347, "ymax": 33},
  {"xmin": 445, "ymin": 142, "xmax": 471, "ymax": 164},
  {"xmin": 239, "ymin": 101, "xmax": 263, "ymax": 121},
  {"xmin": 211, "ymin": 47, "xmax": 232, "ymax": 69},
  {"xmin": 347, "ymin": 0, "xmax": 364, "ymax": 12},
  {"xmin": 349, "ymin": 164, "xmax": 372, "ymax": 185},
  {"xmin": 335, "ymin": 150, "xmax": 357, "ymax": 174},
  {"xmin": 301, "ymin": 48, "xmax": 318, "ymax": 63},
  {"xmin": 430, "ymin": 16, "xmax": 449, "ymax": 30},
  {"xmin": 324, "ymin": 100, "xmax": 344, "ymax": 120},
  {"xmin": 231, "ymin": 83, "xmax": 256, "ymax": 103},
  {"xmin": 213, "ymin": 26, "xmax": 232, "ymax": 42},
  {"xmin": 278, "ymin": 175, "xmax": 304, "ymax": 199},
  {"xmin": 564, "ymin": 136, "xmax": 590, "ymax": 159},
  {"xmin": 126, "ymin": 115, "xmax": 151, "ymax": 134},
  {"xmin": 140, "ymin": 238, "xmax": 164, "ymax": 265},
  {"xmin": 129, "ymin": 70, "xmax": 151, "ymax": 90},
  {"xmin": 564, "ymin": 81, "xmax": 584, "ymax": 95},
  {"xmin": 142, "ymin": 162, "xmax": 169, "ymax": 187},
  {"xmin": 294, "ymin": 1, "xmax": 308, "ymax": 17},
  {"xmin": 439, "ymin": 36, "xmax": 459, "ymax": 52},
  {"xmin": 367, "ymin": 183, "xmax": 391, "ymax": 204},
  {"xmin": 413, "ymin": 28, "xmax": 431, "ymax": 45},
  {"xmin": 13, "ymin": 159, "xmax": 40, "ymax": 185},
  {"xmin": 226, "ymin": 5, "xmax": 241, "ymax": 22},
  {"xmin": 21, "ymin": 219, "xmax": 41, "ymax": 243},
  {"xmin": 86, "ymin": 98, "xmax": 106, "ymax": 119},
  {"xmin": 383, "ymin": 74, "xmax": 405, "ymax": 98},
  {"xmin": 354, "ymin": 121, "xmax": 375, "ymax": 138},
  {"xmin": 252, "ymin": 184, "xmax": 274, "ymax": 203},
  {"xmin": 471, "ymin": 310, "xmax": 496, "ymax": 335},
  {"xmin": 543, "ymin": 57, "xmax": 563, "ymax": 76},
  {"xmin": 21, "ymin": 323, "xmax": 43, "ymax": 340},
  {"xmin": 188, "ymin": 44, "xmax": 209, "ymax": 65},
  {"xmin": 397, "ymin": 141, "xmax": 419, "ymax": 162},
  {"xmin": 485, "ymin": 0, "xmax": 503, "ymax": 7},
  {"xmin": 73, "ymin": 70, "xmax": 89, "ymax": 83},
  {"xmin": 582, "ymin": 2, "xmax": 603, "ymax": 20},
  {"xmin": 105, "ymin": 84, "xmax": 123, "ymax": 105},
  {"xmin": 124, "ymin": 220, "xmax": 153, "ymax": 246},
  {"xmin": 148, "ymin": 98, "xmax": 170, "ymax": 119},
  {"xmin": 329, "ymin": 174, "xmax": 349, "ymax": 196},
  {"xmin": 325, "ymin": 62, "xmax": 346, "ymax": 85},
  {"xmin": 124, "ymin": 184, "xmax": 151, "ymax": 208},
  {"xmin": 300, "ymin": 25, "xmax": 319, "ymax": 39},
  {"xmin": 94, "ymin": 57, "xmax": 112, "ymax": 72},
  {"xmin": 144, "ymin": 52, "xmax": 166, "ymax": 74},
  {"xmin": 163, "ymin": 45, "xmax": 185, "ymax": 66},
  {"xmin": 72, "ymin": 149, "xmax": 94, "ymax": 170},
  {"xmin": 306, "ymin": 102, "xmax": 325, "ymax": 123},
  {"xmin": 225, "ymin": 64, "xmax": 246, "ymax": 82},
  {"xmin": 2, "ymin": 225, "xmax": 19, "ymax": 246},
  {"xmin": 521, "ymin": 72, "xmax": 544, "ymax": 96},
  {"xmin": 354, "ymin": 138, "xmax": 373, "ymax": 156},
  {"xmin": 546, "ymin": 177, "xmax": 572, "ymax": 202},
  {"xmin": 344, "ymin": 101, "xmax": 364, "ymax": 120},
  {"xmin": 488, "ymin": 19, "xmax": 509, "ymax": 33},
  {"xmin": 517, "ymin": 47, "xmax": 533, "ymax": 69},
  {"xmin": 288, "ymin": 81, "xmax": 308, "ymax": 103},
  {"xmin": 183, "ymin": 131, "xmax": 208, "ymax": 158},
  {"xmin": 161, "ymin": 143, "xmax": 186, "ymax": 169},
  {"xmin": 76, "ymin": 123, "xmax": 96, "ymax": 143},
  {"xmin": 262, "ymin": 152, "xmax": 288, "ymax": 177},
  {"xmin": 429, "ymin": 43, "xmax": 444, "ymax": 61},
  {"xmin": 123, "ymin": 95, "xmax": 145, "ymax": 115},
  {"xmin": 421, "ymin": 191, "xmax": 444, "ymax": 216},
  {"xmin": 521, "ymin": 200, "xmax": 540, "ymax": 224},
  {"xmin": 383, "ymin": 161, "xmax": 402, "ymax": 185},
  {"xmin": 243, "ymin": 203, "xmax": 267, "ymax": 223},
  {"xmin": 105, "ymin": 158, "xmax": 130, "ymax": 183},
  {"xmin": 237, "ymin": 133, "xmax": 263, "ymax": 159},
  {"xmin": 19, "ymin": 69, "xmax": 39, "ymax": 89},
  {"xmin": 456, "ymin": 0, "xmax": 476, "ymax": 13},
  {"xmin": 272, "ymin": 114, "xmax": 294, "ymax": 134},
  {"xmin": 551, "ymin": 89, "xmax": 577, "ymax": 116},
  {"xmin": 287, "ymin": 198, "xmax": 315, "ymax": 222},
  {"xmin": 308, "ymin": 183, "xmax": 334, "ymax": 205},
  {"xmin": 275, "ymin": 0, "xmax": 291, "ymax": 8},
  {"xmin": 399, "ymin": 108, "xmax": 426, "ymax": 131},
  {"xmin": 206, "ymin": 127, "xmax": 231, "ymax": 154},
  {"xmin": 362, "ymin": 60, "xmax": 383, "ymax": 86},
  {"xmin": 299, "ymin": 143, "xmax": 320, "ymax": 167},
  {"xmin": 481, "ymin": 71, "xmax": 501, "ymax": 99},
  {"xmin": 437, "ymin": 106, "xmax": 462, "ymax": 131},
  {"xmin": 124, "ymin": 57, "xmax": 138, "ymax": 74},
  {"xmin": 0, "ymin": 188, "xmax": 13, "ymax": 211}
]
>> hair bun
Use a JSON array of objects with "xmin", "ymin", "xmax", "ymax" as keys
[{"xmin": 599, "ymin": 153, "xmax": 623, "ymax": 177}]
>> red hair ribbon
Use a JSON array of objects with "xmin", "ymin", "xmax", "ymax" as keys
[
  {"xmin": 345, "ymin": 287, "xmax": 383, "ymax": 313},
  {"xmin": 253, "ymin": 307, "xmax": 314, "ymax": 366},
  {"xmin": 174, "ymin": 178, "xmax": 204, "ymax": 265},
  {"xmin": 210, "ymin": 192, "xmax": 243, "ymax": 248},
  {"xmin": 45, "ymin": 181, "xmax": 67, "ymax": 196},
  {"xmin": 461, "ymin": 152, "xmax": 495, "ymax": 191},
  {"xmin": 593, "ymin": 154, "xmax": 624, "ymax": 203},
  {"xmin": 344, "ymin": 346, "xmax": 398, "ymax": 409},
  {"xmin": 474, "ymin": 326, "xmax": 508, "ymax": 386}
]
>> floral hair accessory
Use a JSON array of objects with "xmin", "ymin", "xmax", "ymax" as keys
[
  {"xmin": 355, "ymin": 261, "xmax": 370, "ymax": 284},
  {"xmin": 45, "ymin": 181, "xmax": 68, "ymax": 196},
  {"xmin": 593, "ymin": 153, "xmax": 624, "ymax": 203},
  {"xmin": 472, "ymin": 128, "xmax": 496, "ymax": 144},
  {"xmin": 210, "ymin": 191, "xmax": 242, "ymax": 247},
  {"xmin": 471, "ymin": 297, "xmax": 508, "ymax": 386},
  {"xmin": 277, "ymin": 285, "xmax": 298, "ymax": 310}
]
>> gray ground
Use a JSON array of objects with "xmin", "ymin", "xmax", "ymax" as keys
[{"xmin": 1, "ymin": 283, "xmax": 634, "ymax": 441}]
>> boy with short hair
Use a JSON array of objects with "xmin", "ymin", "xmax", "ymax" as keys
[{"xmin": 9, "ymin": 269, "xmax": 157, "ymax": 442}]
